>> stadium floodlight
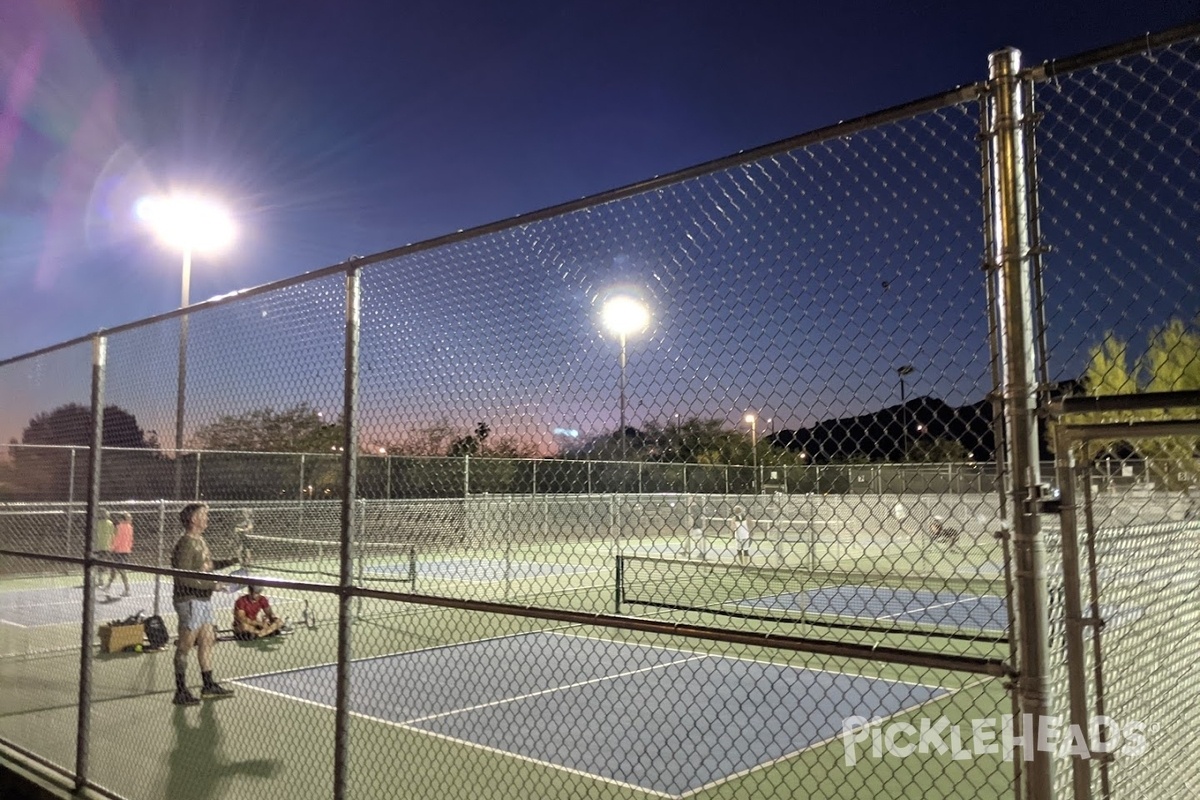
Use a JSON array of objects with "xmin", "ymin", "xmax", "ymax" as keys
[
  {"xmin": 137, "ymin": 193, "xmax": 236, "ymax": 498},
  {"xmin": 896, "ymin": 364, "xmax": 915, "ymax": 460},
  {"xmin": 600, "ymin": 294, "xmax": 650, "ymax": 454}
]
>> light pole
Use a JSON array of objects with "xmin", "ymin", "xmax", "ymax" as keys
[
  {"xmin": 745, "ymin": 412, "xmax": 758, "ymax": 493},
  {"xmin": 138, "ymin": 194, "xmax": 235, "ymax": 498},
  {"xmin": 601, "ymin": 294, "xmax": 649, "ymax": 459},
  {"xmin": 897, "ymin": 364, "xmax": 914, "ymax": 461}
]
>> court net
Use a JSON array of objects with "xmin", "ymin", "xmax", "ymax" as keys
[
  {"xmin": 243, "ymin": 533, "xmax": 416, "ymax": 587},
  {"xmin": 615, "ymin": 553, "xmax": 1009, "ymax": 644}
]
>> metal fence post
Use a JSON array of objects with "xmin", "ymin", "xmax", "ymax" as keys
[
  {"xmin": 75, "ymin": 334, "xmax": 106, "ymax": 792},
  {"xmin": 193, "ymin": 450, "xmax": 202, "ymax": 500},
  {"xmin": 464, "ymin": 454, "xmax": 470, "ymax": 497},
  {"xmin": 333, "ymin": 266, "xmax": 360, "ymax": 800},
  {"xmin": 987, "ymin": 46, "xmax": 1053, "ymax": 799},
  {"xmin": 1053, "ymin": 426, "xmax": 1093, "ymax": 799},
  {"xmin": 65, "ymin": 447, "xmax": 77, "ymax": 563}
]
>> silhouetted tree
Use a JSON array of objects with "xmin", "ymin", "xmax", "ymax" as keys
[
  {"xmin": 191, "ymin": 403, "xmax": 340, "ymax": 453},
  {"xmin": 9, "ymin": 403, "xmax": 159, "ymax": 500}
]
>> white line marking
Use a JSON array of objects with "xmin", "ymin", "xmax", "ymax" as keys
[
  {"xmin": 404, "ymin": 654, "xmax": 707, "ymax": 726},
  {"xmin": 679, "ymin": 676, "xmax": 978, "ymax": 798},
  {"xmin": 877, "ymin": 596, "xmax": 981, "ymax": 621}
]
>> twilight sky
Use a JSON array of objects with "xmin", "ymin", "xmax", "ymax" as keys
[{"xmin": 0, "ymin": 1, "xmax": 1197, "ymax": 450}]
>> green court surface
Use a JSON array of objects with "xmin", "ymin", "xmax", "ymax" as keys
[
  {"xmin": 0, "ymin": 610, "xmax": 1014, "ymax": 800},
  {"xmin": 1, "ymin": 523, "xmax": 1016, "ymax": 799}
]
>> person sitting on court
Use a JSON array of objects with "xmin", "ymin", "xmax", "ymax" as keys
[{"xmin": 232, "ymin": 585, "xmax": 289, "ymax": 640}]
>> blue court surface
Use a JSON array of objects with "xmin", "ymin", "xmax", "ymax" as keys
[
  {"xmin": 236, "ymin": 631, "xmax": 945, "ymax": 797},
  {"xmin": 736, "ymin": 585, "xmax": 1010, "ymax": 632},
  {"xmin": 735, "ymin": 585, "xmax": 1145, "ymax": 634},
  {"xmin": 364, "ymin": 558, "xmax": 596, "ymax": 582}
]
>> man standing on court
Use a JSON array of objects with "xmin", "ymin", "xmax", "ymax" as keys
[{"xmin": 171, "ymin": 503, "xmax": 239, "ymax": 705}]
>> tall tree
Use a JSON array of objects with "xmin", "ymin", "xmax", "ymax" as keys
[
  {"xmin": 20, "ymin": 403, "xmax": 156, "ymax": 449},
  {"xmin": 191, "ymin": 404, "xmax": 341, "ymax": 452},
  {"xmin": 1080, "ymin": 318, "xmax": 1200, "ymax": 489},
  {"xmin": 10, "ymin": 404, "xmax": 159, "ymax": 500}
]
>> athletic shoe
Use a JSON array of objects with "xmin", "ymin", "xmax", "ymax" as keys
[
  {"xmin": 172, "ymin": 690, "xmax": 201, "ymax": 706},
  {"xmin": 200, "ymin": 683, "xmax": 235, "ymax": 699}
]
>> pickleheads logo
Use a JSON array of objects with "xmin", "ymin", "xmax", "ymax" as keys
[{"xmin": 841, "ymin": 715, "xmax": 1149, "ymax": 766}]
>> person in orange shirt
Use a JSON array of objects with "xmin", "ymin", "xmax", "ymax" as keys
[{"xmin": 103, "ymin": 512, "xmax": 134, "ymax": 596}]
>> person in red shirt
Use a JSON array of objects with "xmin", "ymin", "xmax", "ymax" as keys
[{"xmin": 232, "ymin": 586, "xmax": 289, "ymax": 640}]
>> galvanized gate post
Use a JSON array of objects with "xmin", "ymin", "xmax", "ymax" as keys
[
  {"xmin": 986, "ymin": 47, "xmax": 1054, "ymax": 799},
  {"xmin": 333, "ymin": 266, "xmax": 361, "ymax": 800},
  {"xmin": 75, "ymin": 334, "xmax": 106, "ymax": 792}
]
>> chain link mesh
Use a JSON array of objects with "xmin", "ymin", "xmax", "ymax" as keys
[
  {"xmin": 1035, "ymin": 32, "xmax": 1200, "ymax": 800},
  {"xmin": 2, "ymin": 29, "xmax": 1195, "ymax": 800}
]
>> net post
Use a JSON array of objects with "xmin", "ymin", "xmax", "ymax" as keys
[
  {"xmin": 193, "ymin": 451, "xmax": 201, "ymax": 500},
  {"xmin": 154, "ymin": 499, "xmax": 166, "ymax": 617},
  {"xmin": 408, "ymin": 546, "xmax": 418, "ymax": 591},
  {"xmin": 614, "ymin": 554, "xmax": 624, "ymax": 613},
  {"xmin": 65, "ymin": 448, "xmax": 76, "ymax": 564}
]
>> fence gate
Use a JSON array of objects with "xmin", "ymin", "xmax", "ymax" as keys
[{"xmin": 1050, "ymin": 390, "xmax": 1200, "ymax": 800}]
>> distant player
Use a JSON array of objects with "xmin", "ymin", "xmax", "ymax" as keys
[
  {"xmin": 102, "ymin": 512, "xmax": 134, "ymax": 596},
  {"xmin": 93, "ymin": 509, "xmax": 116, "ymax": 594},
  {"xmin": 234, "ymin": 509, "xmax": 254, "ymax": 566},
  {"xmin": 732, "ymin": 505, "xmax": 752, "ymax": 564}
]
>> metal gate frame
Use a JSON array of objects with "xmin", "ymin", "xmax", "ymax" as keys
[{"xmin": 1050, "ymin": 390, "xmax": 1200, "ymax": 800}]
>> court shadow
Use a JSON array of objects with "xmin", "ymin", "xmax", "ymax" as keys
[{"xmin": 167, "ymin": 701, "xmax": 280, "ymax": 799}]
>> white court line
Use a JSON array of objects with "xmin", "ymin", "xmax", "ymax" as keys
[
  {"xmin": 403, "ymin": 653, "xmax": 708, "ymax": 726},
  {"xmin": 552, "ymin": 631, "xmax": 949, "ymax": 696},
  {"xmin": 680, "ymin": 677, "xmax": 975, "ymax": 799},
  {"xmin": 232, "ymin": 629, "xmax": 963, "ymax": 798},
  {"xmin": 383, "ymin": 718, "xmax": 678, "ymax": 799},
  {"xmin": 232, "ymin": 659, "xmax": 690, "ymax": 800},
  {"xmin": 875, "ymin": 597, "xmax": 980, "ymax": 621}
]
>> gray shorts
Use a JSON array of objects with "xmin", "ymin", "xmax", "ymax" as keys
[{"xmin": 174, "ymin": 597, "xmax": 215, "ymax": 631}]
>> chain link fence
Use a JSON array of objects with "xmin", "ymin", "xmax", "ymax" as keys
[{"xmin": 1, "ymin": 24, "xmax": 1198, "ymax": 800}]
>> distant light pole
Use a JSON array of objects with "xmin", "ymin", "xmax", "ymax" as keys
[
  {"xmin": 138, "ymin": 194, "xmax": 235, "ymax": 497},
  {"xmin": 745, "ymin": 412, "xmax": 759, "ymax": 493},
  {"xmin": 601, "ymin": 294, "xmax": 650, "ymax": 458},
  {"xmin": 897, "ymin": 365, "xmax": 915, "ymax": 460}
]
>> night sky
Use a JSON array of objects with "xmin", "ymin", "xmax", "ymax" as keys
[{"xmin": 1, "ymin": 1, "xmax": 1197, "ymax": 449}]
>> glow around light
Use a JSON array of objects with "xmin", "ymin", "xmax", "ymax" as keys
[
  {"xmin": 744, "ymin": 412, "xmax": 756, "ymax": 424},
  {"xmin": 601, "ymin": 295, "xmax": 650, "ymax": 337},
  {"xmin": 136, "ymin": 194, "xmax": 235, "ymax": 253}
]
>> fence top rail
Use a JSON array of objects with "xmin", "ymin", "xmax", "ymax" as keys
[
  {"xmin": 0, "ymin": 79, "xmax": 982, "ymax": 370},
  {"xmin": 1028, "ymin": 19, "xmax": 1200, "ymax": 82},
  {"xmin": 1051, "ymin": 390, "xmax": 1200, "ymax": 418}
]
